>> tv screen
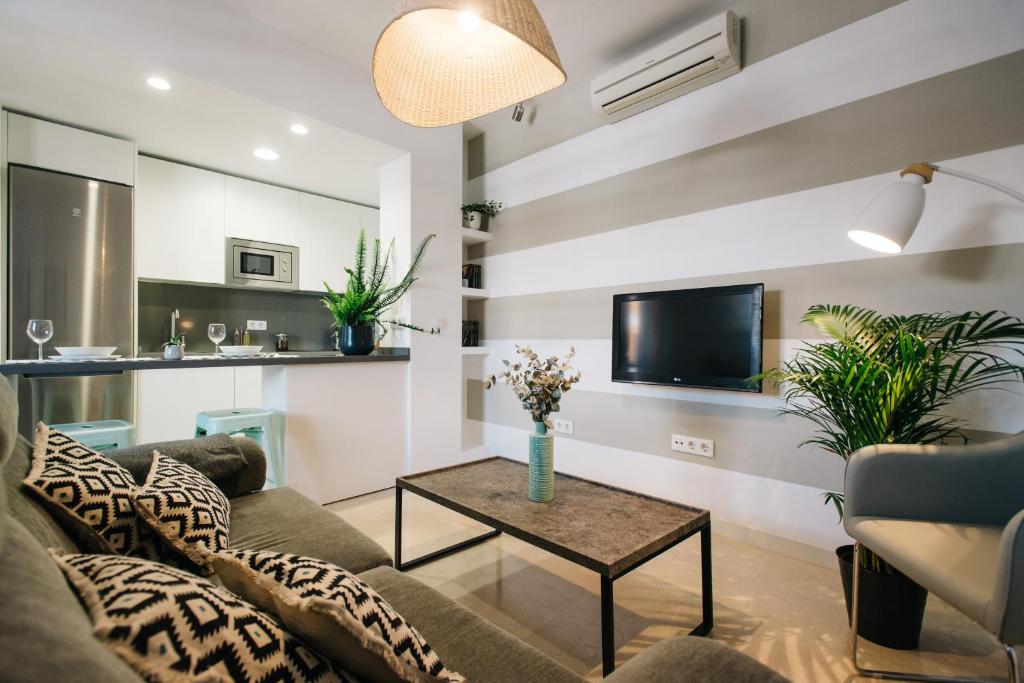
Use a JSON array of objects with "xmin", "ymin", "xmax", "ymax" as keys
[{"xmin": 612, "ymin": 284, "xmax": 764, "ymax": 392}]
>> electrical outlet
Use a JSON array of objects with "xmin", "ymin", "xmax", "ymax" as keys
[
  {"xmin": 552, "ymin": 418, "xmax": 574, "ymax": 435},
  {"xmin": 671, "ymin": 434, "xmax": 714, "ymax": 458},
  {"xmin": 247, "ymin": 320, "xmax": 268, "ymax": 331}
]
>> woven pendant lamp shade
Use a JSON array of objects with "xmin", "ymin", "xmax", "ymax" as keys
[{"xmin": 373, "ymin": 0, "xmax": 566, "ymax": 127}]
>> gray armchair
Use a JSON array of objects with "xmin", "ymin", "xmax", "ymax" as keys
[{"xmin": 844, "ymin": 432, "xmax": 1024, "ymax": 682}]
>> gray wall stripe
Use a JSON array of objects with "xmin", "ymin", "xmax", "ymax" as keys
[
  {"xmin": 469, "ymin": 51, "xmax": 1024, "ymax": 258},
  {"xmin": 469, "ymin": 243, "xmax": 1024, "ymax": 341}
]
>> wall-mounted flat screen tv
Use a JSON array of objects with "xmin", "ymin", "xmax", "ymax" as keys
[{"xmin": 612, "ymin": 283, "xmax": 764, "ymax": 392}]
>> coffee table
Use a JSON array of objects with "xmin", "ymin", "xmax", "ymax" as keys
[{"xmin": 394, "ymin": 457, "xmax": 712, "ymax": 675}]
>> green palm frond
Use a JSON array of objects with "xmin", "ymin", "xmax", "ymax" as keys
[{"xmin": 756, "ymin": 305, "xmax": 1024, "ymax": 524}]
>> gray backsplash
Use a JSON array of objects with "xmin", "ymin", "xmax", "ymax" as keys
[{"xmin": 138, "ymin": 281, "xmax": 334, "ymax": 353}]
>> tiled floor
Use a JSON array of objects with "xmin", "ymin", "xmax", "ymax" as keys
[{"xmin": 328, "ymin": 490, "xmax": 1011, "ymax": 682}]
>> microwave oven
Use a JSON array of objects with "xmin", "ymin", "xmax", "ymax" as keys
[{"xmin": 225, "ymin": 238, "xmax": 300, "ymax": 290}]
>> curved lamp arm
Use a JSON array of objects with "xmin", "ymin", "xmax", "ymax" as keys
[{"xmin": 924, "ymin": 163, "xmax": 1024, "ymax": 203}]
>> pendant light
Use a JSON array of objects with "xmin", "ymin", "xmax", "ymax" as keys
[{"xmin": 373, "ymin": 0, "xmax": 566, "ymax": 127}]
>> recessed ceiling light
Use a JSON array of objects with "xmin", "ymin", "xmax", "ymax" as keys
[
  {"xmin": 459, "ymin": 10, "xmax": 480, "ymax": 33},
  {"xmin": 253, "ymin": 148, "xmax": 279, "ymax": 161},
  {"xmin": 146, "ymin": 76, "xmax": 172, "ymax": 91},
  {"xmin": 290, "ymin": 123, "xmax": 309, "ymax": 135}
]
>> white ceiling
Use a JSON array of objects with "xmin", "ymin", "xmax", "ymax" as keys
[
  {"xmin": 0, "ymin": 6, "xmax": 405, "ymax": 205},
  {"xmin": 0, "ymin": 0, "xmax": 734, "ymax": 201},
  {"xmin": 217, "ymin": 0, "xmax": 736, "ymax": 139}
]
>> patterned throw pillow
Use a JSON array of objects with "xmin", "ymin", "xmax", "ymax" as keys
[
  {"xmin": 50, "ymin": 552, "xmax": 357, "ymax": 683},
  {"xmin": 134, "ymin": 451, "xmax": 230, "ymax": 573},
  {"xmin": 23, "ymin": 423, "xmax": 145, "ymax": 554},
  {"xmin": 211, "ymin": 550, "xmax": 463, "ymax": 683}
]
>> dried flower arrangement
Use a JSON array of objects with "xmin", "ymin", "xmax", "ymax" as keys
[{"xmin": 483, "ymin": 345, "xmax": 582, "ymax": 429}]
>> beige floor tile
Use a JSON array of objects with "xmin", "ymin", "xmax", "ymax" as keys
[{"xmin": 328, "ymin": 490, "xmax": 1010, "ymax": 682}]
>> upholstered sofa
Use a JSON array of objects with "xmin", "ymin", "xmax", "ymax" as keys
[{"xmin": 0, "ymin": 382, "xmax": 785, "ymax": 682}]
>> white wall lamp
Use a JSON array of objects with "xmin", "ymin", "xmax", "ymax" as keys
[{"xmin": 849, "ymin": 162, "xmax": 1024, "ymax": 254}]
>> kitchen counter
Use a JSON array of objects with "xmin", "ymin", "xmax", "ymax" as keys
[{"xmin": 0, "ymin": 348, "xmax": 409, "ymax": 377}]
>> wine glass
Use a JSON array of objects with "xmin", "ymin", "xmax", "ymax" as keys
[
  {"xmin": 27, "ymin": 319, "xmax": 54, "ymax": 360},
  {"xmin": 207, "ymin": 323, "xmax": 227, "ymax": 355}
]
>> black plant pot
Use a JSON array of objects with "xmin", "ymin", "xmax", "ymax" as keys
[
  {"xmin": 338, "ymin": 324, "xmax": 375, "ymax": 355},
  {"xmin": 837, "ymin": 544, "xmax": 928, "ymax": 650}
]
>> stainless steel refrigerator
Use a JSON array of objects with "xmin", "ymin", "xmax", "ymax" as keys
[{"xmin": 8, "ymin": 165, "xmax": 134, "ymax": 437}]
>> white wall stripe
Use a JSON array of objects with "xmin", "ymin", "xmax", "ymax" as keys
[
  {"xmin": 476, "ymin": 145, "xmax": 1024, "ymax": 298},
  {"xmin": 466, "ymin": 0, "xmax": 1024, "ymax": 208},
  {"xmin": 481, "ymin": 422, "xmax": 852, "ymax": 552}
]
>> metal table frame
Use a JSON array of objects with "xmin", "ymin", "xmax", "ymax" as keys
[{"xmin": 394, "ymin": 474, "xmax": 713, "ymax": 676}]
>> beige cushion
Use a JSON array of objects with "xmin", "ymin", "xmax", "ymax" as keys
[
  {"xmin": 847, "ymin": 516, "xmax": 1002, "ymax": 623},
  {"xmin": 211, "ymin": 549, "xmax": 462, "ymax": 683},
  {"xmin": 51, "ymin": 552, "xmax": 357, "ymax": 683},
  {"xmin": 134, "ymin": 451, "xmax": 230, "ymax": 573}
]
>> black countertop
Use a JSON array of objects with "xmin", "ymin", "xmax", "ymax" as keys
[{"xmin": 0, "ymin": 348, "xmax": 410, "ymax": 378}]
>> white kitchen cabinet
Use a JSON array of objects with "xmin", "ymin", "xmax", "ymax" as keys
[
  {"xmin": 225, "ymin": 176, "xmax": 300, "ymax": 246},
  {"xmin": 136, "ymin": 367, "xmax": 235, "ymax": 444},
  {"xmin": 298, "ymin": 193, "xmax": 364, "ymax": 292},
  {"xmin": 136, "ymin": 157, "xmax": 226, "ymax": 284},
  {"xmin": 6, "ymin": 113, "xmax": 136, "ymax": 186}
]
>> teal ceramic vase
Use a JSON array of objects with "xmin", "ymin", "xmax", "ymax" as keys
[{"xmin": 528, "ymin": 421, "xmax": 554, "ymax": 502}]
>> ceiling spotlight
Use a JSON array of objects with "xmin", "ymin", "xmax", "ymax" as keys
[
  {"xmin": 146, "ymin": 76, "xmax": 172, "ymax": 91},
  {"xmin": 459, "ymin": 10, "xmax": 480, "ymax": 32},
  {"xmin": 512, "ymin": 102, "xmax": 525, "ymax": 122},
  {"xmin": 290, "ymin": 123, "xmax": 309, "ymax": 135},
  {"xmin": 253, "ymin": 148, "xmax": 279, "ymax": 161}
]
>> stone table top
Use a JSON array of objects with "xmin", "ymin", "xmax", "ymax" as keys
[{"xmin": 397, "ymin": 457, "xmax": 709, "ymax": 577}]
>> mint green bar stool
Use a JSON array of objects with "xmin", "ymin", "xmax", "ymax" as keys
[
  {"xmin": 195, "ymin": 408, "xmax": 284, "ymax": 489},
  {"xmin": 50, "ymin": 419, "xmax": 136, "ymax": 451}
]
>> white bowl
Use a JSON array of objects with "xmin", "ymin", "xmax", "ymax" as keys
[
  {"xmin": 219, "ymin": 345, "xmax": 263, "ymax": 356},
  {"xmin": 55, "ymin": 346, "xmax": 117, "ymax": 357}
]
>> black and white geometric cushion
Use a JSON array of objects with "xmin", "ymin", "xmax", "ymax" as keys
[
  {"xmin": 134, "ymin": 451, "xmax": 230, "ymax": 573},
  {"xmin": 211, "ymin": 550, "xmax": 463, "ymax": 683},
  {"xmin": 23, "ymin": 423, "xmax": 145, "ymax": 554},
  {"xmin": 50, "ymin": 552, "xmax": 358, "ymax": 683}
]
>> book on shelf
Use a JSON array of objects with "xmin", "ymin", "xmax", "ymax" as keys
[
  {"xmin": 461, "ymin": 320, "xmax": 480, "ymax": 347},
  {"xmin": 461, "ymin": 263, "xmax": 482, "ymax": 289}
]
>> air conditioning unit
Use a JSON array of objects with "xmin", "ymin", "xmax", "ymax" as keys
[{"xmin": 591, "ymin": 10, "xmax": 741, "ymax": 123}]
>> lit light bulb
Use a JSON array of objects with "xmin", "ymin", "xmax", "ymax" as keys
[{"xmin": 459, "ymin": 10, "xmax": 480, "ymax": 32}]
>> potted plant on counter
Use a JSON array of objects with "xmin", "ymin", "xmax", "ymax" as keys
[
  {"xmin": 162, "ymin": 333, "xmax": 186, "ymax": 360},
  {"xmin": 483, "ymin": 345, "xmax": 581, "ymax": 502},
  {"xmin": 758, "ymin": 304, "xmax": 1024, "ymax": 649},
  {"xmin": 461, "ymin": 200, "xmax": 504, "ymax": 231},
  {"xmin": 321, "ymin": 230, "xmax": 437, "ymax": 355}
]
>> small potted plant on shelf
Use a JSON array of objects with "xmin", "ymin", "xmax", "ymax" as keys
[
  {"xmin": 757, "ymin": 304, "xmax": 1024, "ymax": 650},
  {"xmin": 461, "ymin": 200, "xmax": 504, "ymax": 231},
  {"xmin": 162, "ymin": 333, "xmax": 185, "ymax": 360},
  {"xmin": 321, "ymin": 229, "xmax": 439, "ymax": 355},
  {"xmin": 483, "ymin": 345, "xmax": 581, "ymax": 502}
]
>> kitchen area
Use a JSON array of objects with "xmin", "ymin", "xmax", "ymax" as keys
[{"xmin": 2, "ymin": 111, "xmax": 411, "ymax": 504}]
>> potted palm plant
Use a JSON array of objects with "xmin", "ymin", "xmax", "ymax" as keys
[
  {"xmin": 321, "ymin": 230, "xmax": 437, "ymax": 355},
  {"xmin": 760, "ymin": 305, "xmax": 1024, "ymax": 649}
]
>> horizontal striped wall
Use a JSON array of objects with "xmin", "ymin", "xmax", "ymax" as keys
[{"xmin": 463, "ymin": 0, "xmax": 1024, "ymax": 562}]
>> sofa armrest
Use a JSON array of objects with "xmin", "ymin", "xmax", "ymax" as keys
[
  {"xmin": 987, "ymin": 509, "xmax": 1024, "ymax": 645},
  {"xmin": 106, "ymin": 434, "xmax": 266, "ymax": 497},
  {"xmin": 844, "ymin": 432, "xmax": 1024, "ymax": 528},
  {"xmin": 605, "ymin": 637, "xmax": 788, "ymax": 683}
]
